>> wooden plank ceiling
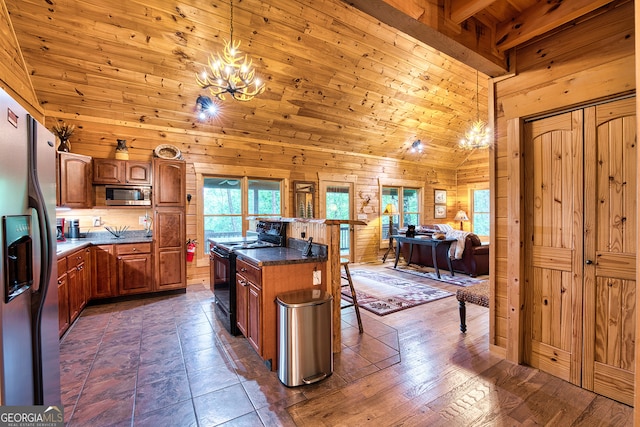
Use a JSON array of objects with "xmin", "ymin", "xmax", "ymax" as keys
[{"xmin": 5, "ymin": 0, "xmax": 614, "ymax": 168}]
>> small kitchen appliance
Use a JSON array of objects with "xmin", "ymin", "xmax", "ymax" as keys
[
  {"xmin": 56, "ymin": 218, "xmax": 65, "ymax": 242},
  {"xmin": 68, "ymin": 219, "xmax": 80, "ymax": 239}
]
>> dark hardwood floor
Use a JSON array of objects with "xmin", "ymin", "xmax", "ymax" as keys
[{"xmin": 59, "ymin": 263, "xmax": 632, "ymax": 426}]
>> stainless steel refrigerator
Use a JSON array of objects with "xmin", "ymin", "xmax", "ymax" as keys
[{"xmin": 0, "ymin": 88, "xmax": 61, "ymax": 405}]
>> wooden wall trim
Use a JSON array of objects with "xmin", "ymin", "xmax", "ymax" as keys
[
  {"xmin": 502, "ymin": 56, "xmax": 635, "ymax": 120},
  {"xmin": 193, "ymin": 163, "xmax": 291, "ymax": 179},
  {"xmin": 506, "ymin": 117, "xmax": 524, "ymax": 363},
  {"xmin": 488, "ymin": 78, "xmax": 497, "ymax": 348},
  {"xmin": 634, "ymin": 0, "xmax": 640, "ymax": 419}
]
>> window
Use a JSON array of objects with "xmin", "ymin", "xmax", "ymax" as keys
[
  {"xmin": 381, "ymin": 186, "xmax": 421, "ymax": 242},
  {"xmin": 471, "ymin": 188, "xmax": 490, "ymax": 237},
  {"xmin": 203, "ymin": 177, "xmax": 282, "ymax": 251}
]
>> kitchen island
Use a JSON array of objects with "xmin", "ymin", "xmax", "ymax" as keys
[{"xmin": 234, "ymin": 246, "xmax": 328, "ymax": 371}]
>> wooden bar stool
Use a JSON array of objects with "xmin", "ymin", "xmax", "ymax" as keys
[{"xmin": 340, "ymin": 258, "xmax": 363, "ymax": 334}]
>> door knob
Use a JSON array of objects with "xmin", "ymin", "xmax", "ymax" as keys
[{"xmin": 585, "ymin": 259, "xmax": 593, "ymax": 265}]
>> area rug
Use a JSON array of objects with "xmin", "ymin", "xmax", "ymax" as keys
[
  {"xmin": 341, "ymin": 269, "xmax": 453, "ymax": 316},
  {"xmin": 385, "ymin": 265, "xmax": 486, "ymax": 287}
]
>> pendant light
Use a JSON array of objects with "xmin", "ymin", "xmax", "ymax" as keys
[
  {"xmin": 196, "ymin": 0, "xmax": 265, "ymax": 103},
  {"xmin": 459, "ymin": 70, "xmax": 491, "ymax": 150}
]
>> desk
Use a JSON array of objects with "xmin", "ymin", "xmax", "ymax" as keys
[{"xmin": 392, "ymin": 235, "xmax": 456, "ymax": 278}]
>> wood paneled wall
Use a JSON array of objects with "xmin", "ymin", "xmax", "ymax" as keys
[{"xmin": 492, "ymin": 0, "xmax": 634, "ymax": 356}]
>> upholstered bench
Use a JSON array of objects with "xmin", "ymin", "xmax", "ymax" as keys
[{"xmin": 456, "ymin": 282, "xmax": 489, "ymax": 333}]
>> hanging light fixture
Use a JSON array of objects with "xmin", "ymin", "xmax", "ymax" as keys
[
  {"xmin": 410, "ymin": 140, "xmax": 424, "ymax": 153},
  {"xmin": 196, "ymin": 0, "xmax": 265, "ymax": 102},
  {"xmin": 459, "ymin": 70, "xmax": 491, "ymax": 150}
]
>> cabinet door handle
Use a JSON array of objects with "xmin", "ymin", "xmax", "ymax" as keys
[
  {"xmin": 57, "ymin": 280, "xmax": 62, "ymax": 285},
  {"xmin": 240, "ymin": 267, "xmax": 247, "ymax": 272},
  {"xmin": 239, "ymin": 279, "xmax": 248, "ymax": 287}
]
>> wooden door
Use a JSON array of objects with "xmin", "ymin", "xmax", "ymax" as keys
[
  {"xmin": 583, "ymin": 98, "xmax": 636, "ymax": 405},
  {"xmin": 524, "ymin": 97, "xmax": 636, "ymax": 404},
  {"xmin": 523, "ymin": 110, "xmax": 584, "ymax": 385}
]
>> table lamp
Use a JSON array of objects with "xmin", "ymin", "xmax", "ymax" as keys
[{"xmin": 454, "ymin": 210, "xmax": 469, "ymax": 230}]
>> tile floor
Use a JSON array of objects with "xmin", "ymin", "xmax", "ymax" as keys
[{"xmin": 60, "ymin": 282, "xmax": 400, "ymax": 426}]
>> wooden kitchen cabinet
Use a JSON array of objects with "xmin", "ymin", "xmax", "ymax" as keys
[
  {"xmin": 247, "ymin": 283, "xmax": 262, "ymax": 353},
  {"xmin": 57, "ymin": 257, "xmax": 69, "ymax": 337},
  {"xmin": 90, "ymin": 244, "xmax": 117, "ymax": 299},
  {"xmin": 236, "ymin": 258, "xmax": 262, "ymax": 352},
  {"xmin": 116, "ymin": 242, "xmax": 153, "ymax": 295},
  {"xmin": 67, "ymin": 248, "xmax": 89, "ymax": 325},
  {"xmin": 153, "ymin": 158, "xmax": 186, "ymax": 290},
  {"xmin": 93, "ymin": 159, "xmax": 151, "ymax": 185},
  {"xmin": 154, "ymin": 208, "xmax": 185, "ymax": 291},
  {"xmin": 57, "ymin": 152, "xmax": 92, "ymax": 208},
  {"xmin": 153, "ymin": 159, "xmax": 185, "ymax": 207}
]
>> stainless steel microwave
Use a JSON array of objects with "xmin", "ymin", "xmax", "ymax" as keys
[{"xmin": 105, "ymin": 185, "xmax": 151, "ymax": 206}]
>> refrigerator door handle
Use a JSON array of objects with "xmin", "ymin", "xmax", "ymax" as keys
[{"xmin": 26, "ymin": 116, "xmax": 52, "ymax": 405}]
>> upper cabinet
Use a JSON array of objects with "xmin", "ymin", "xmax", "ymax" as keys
[
  {"xmin": 57, "ymin": 152, "xmax": 92, "ymax": 208},
  {"xmin": 93, "ymin": 159, "xmax": 151, "ymax": 185},
  {"xmin": 153, "ymin": 159, "xmax": 185, "ymax": 207}
]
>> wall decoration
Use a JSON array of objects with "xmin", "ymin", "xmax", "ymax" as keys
[
  {"xmin": 434, "ymin": 204, "xmax": 447, "ymax": 219},
  {"xmin": 294, "ymin": 181, "xmax": 315, "ymax": 218},
  {"xmin": 434, "ymin": 189, "xmax": 447, "ymax": 204}
]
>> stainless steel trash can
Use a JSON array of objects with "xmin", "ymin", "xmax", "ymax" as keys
[{"xmin": 276, "ymin": 289, "xmax": 333, "ymax": 387}]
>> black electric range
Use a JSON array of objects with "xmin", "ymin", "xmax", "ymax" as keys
[{"xmin": 209, "ymin": 221, "xmax": 286, "ymax": 335}]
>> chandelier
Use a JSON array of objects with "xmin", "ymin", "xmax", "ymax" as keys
[
  {"xmin": 459, "ymin": 70, "xmax": 491, "ymax": 150},
  {"xmin": 196, "ymin": 0, "xmax": 265, "ymax": 102}
]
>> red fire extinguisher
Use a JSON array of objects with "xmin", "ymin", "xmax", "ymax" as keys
[{"xmin": 186, "ymin": 239, "xmax": 197, "ymax": 262}]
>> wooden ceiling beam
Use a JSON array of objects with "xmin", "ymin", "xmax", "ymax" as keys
[
  {"xmin": 341, "ymin": 0, "xmax": 509, "ymax": 76},
  {"xmin": 449, "ymin": 0, "xmax": 497, "ymax": 24},
  {"xmin": 495, "ymin": 0, "xmax": 614, "ymax": 51}
]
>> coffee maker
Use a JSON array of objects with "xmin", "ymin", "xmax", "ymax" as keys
[
  {"xmin": 68, "ymin": 219, "xmax": 80, "ymax": 240},
  {"xmin": 56, "ymin": 218, "xmax": 65, "ymax": 242}
]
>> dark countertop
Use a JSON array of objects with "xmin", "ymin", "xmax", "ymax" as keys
[
  {"xmin": 56, "ymin": 231, "xmax": 153, "ymax": 257},
  {"xmin": 235, "ymin": 247, "xmax": 327, "ymax": 267}
]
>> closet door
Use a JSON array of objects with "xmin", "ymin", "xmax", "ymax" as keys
[
  {"xmin": 523, "ymin": 111, "xmax": 584, "ymax": 386},
  {"xmin": 583, "ymin": 98, "xmax": 636, "ymax": 405}
]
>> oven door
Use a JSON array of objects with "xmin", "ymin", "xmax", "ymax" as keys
[{"xmin": 210, "ymin": 247, "xmax": 238, "ymax": 335}]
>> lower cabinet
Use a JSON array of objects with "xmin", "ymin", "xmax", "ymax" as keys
[
  {"xmin": 58, "ymin": 247, "xmax": 89, "ymax": 337},
  {"xmin": 116, "ymin": 243, "xmax": 153, "ymax": 295},
  {"xmin": 67, "ymin": 248, "xmax": 89, "ymax": 323},
  {"xmin": 91, "ymin": 243, "xmax": 154, "ymax": 298},
  {"xmin": 91, "ymin": 245, "xmax": 117, "ymax": 299},
  {"xmin": 57, "ymin": 258, "xmax": 69, "ymax": 337},
  {"xmin": 154, "ymin": 209, "xmax": 186, "ymax": 291},
  {"xmin": 236, "ymin": 259, "xmax": 262, "ymax": 354},
  {"xmin": 247, "ymin": 283, "xmax": 262, "ymax": 353}
]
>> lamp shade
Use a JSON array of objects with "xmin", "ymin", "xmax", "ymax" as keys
[
  {"xmin": 384, "ymin": 203, "xmax": 398, "ymax": 214},
  {"xmin": 454, "ymin": 210, "xmax": 469, "ymax": 221}
]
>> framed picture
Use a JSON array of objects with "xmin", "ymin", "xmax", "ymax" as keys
[
  {"xmin": 434, "ymin": 189, "xmax": 447, "ymax": 204},
  {"xmin": 434, "ymin": 204, "xmax": 447, "ymax": 219},
  {"xmin": 293, "ymin": 181, "xmax": 315, "ymax": 218}
]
